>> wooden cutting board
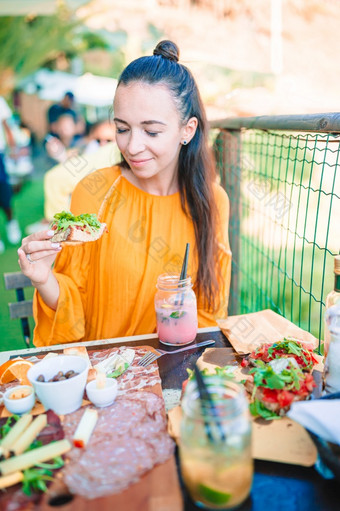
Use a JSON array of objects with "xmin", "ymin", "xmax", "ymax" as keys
[{"xmin": 1, "ymin": 346, "xmax": 183, "ymax": 511}]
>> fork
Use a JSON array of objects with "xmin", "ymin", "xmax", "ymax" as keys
[{"xmin": 137, "ymin": 339, "xmax": 215, "ymax": 367}]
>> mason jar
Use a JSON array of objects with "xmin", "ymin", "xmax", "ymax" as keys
[
  {"xmin": 179, "ymin": 377, "xmax": 253, "ymax": 509},
  {"xmin": 155, "ymin": 274, "xmax": 198, "ymax": 346}
]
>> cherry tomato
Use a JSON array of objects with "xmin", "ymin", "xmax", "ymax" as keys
[
  {"xmin": 262, "ymin": 388, "xmax": 279, "ymax": 403},
  {"xmin": 277, "ymin": 390, "xmax": 294, "ymax": 408}
]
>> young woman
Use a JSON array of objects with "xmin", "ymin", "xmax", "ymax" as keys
[{"xmin": 18, "ymin": 40, "xmax": 232, "ymax": 347}]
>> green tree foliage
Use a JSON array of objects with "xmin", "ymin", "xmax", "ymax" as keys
[{"xmin": 0, "ymin": 8, "xmax": 108, "ymax": 89}]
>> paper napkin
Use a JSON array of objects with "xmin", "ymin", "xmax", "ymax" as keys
[{"xmin": 288, "ymin": 399, "xmax": 340, "ymax": 445}]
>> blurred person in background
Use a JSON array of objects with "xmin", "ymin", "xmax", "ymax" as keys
[
  {"xmin": 47, "ymin": 92, "xmax": 77, "ymax": 128},
  {"xmin": 44, "ymin": 113, "xmax": 83, "ymax": 166},
  {"xmin": 26, "ymin": 120, "xmax": 118, "ymax": 234},
  {"xmin": 0, "ymin": 96, "xmax": 22, "ymax": 254},
  {"xmin": 82, "ymin": 120, "xmax": 118, "ymax": 155},
  {"xmin": 4, "ymin": 114, "xmax": 33, "ymax": 191},
  {"xmin": 47, "ymin": 91, "xmax": 84, "ymax": 136}
]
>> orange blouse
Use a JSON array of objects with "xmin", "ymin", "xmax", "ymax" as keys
[{"xmin": 33, "ymin": 166, "xmax": 232, "ymax": 346}]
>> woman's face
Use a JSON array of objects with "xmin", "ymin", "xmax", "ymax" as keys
[{"xmin": 113, "ymin": 82, "xmax": 191, "ymax": 191}]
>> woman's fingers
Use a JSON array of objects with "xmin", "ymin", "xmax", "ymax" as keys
[
  {"xmin": 22, "ymin": 239, "xmax": 61, "ymax": 255},
  {"xmin": 17, "ymin": 248, "xmax": 33, "ymax": 273},
  {"xmin": 18, "ymin": 229, "xmax": 61, "ymax": 282},
  {"xmin": 20, "ymin": 230, "xmax": 61, "ymax": 260},
  {"xmin": 18, "ymin": 247, "xmax": 58, "ymax": 285},
  {"xmin": 21, "ymin": 248, "xmax": 61, "ymax": 264},
  {"xmin": 21, "ymin": 229, "xmax": 55, "ymax": 246}
]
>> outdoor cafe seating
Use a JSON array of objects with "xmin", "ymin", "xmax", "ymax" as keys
[{"xmin": 1, "ymin": 111, "xmax": 339, "ymax": 510}]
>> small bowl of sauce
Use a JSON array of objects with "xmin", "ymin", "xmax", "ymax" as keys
[
  {"xmin": 86, "ymin": 376, "xmax": 118, "ymax": 408},
  {"xmin": 2, "ymin": 385, "xmax": 35, "ymax": 415}
]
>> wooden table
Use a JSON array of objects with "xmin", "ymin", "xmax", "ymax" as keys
[{"xmin": 0, "ymin": 328, "xmax": 338, "ymax": 511}]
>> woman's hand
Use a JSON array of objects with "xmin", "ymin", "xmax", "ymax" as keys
[{"xmin": 18, "ymin": 230, "xmax": 62, "ymax": 286}]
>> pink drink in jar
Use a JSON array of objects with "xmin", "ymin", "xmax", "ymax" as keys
[{"xmin": 155, "ymin": 274, "xmax": 198, "ymax": 346}]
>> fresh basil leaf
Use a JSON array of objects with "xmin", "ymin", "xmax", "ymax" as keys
[
  {"xmin": 36, "ymin": 479, "xmax": 48, "ymax": 492},
  {"xmin": 249, "ymin": 399, "xmax": 280, "ymax": 420},
  {"xmin": 250, "ymin": 359, "xmax": 304, "ymax": 392},
  {"xmin": 265, "ymin": 372, "xmax": 286, "ymax": 389},
  {"xmin": 251, "ymin": 364, "xmax": 285, "ymax": 389},
  {"xmin": 170, "ymin": 311, "xmax": 185, "ymax": 319},
  {"xmin": 285, "ymin": 341, "xmax": 302, "ymax": 356},
  {"xmin": 36, "ymin": 456, "xmax": 64, "ymax": 470},
  {"xmin": 0, "ymin": 415, "xmax": 19, "ymax": 439},
  {"xmin": 107, "ymin": 362, "xmax": 129, "ymax": 378},
  {"xmin": 26, "ymin": 439, "xmax": 43, "ymax": 451},
  {"xmin": 22, "ymin": 468, "xmax": 54, "ymax": 495},
  {"xmin": 22, "ymin": 480, "xmax": 32, "ymax": 496}
]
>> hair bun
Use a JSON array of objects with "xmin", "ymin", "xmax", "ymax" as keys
[{"xmin": 153, "ymin": 40, "xmax": 179, "ymax": 63}]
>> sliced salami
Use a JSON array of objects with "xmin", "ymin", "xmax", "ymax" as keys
[{"xmin": 62, "ymin": 392, "xmax": 174, "ymax": 499}]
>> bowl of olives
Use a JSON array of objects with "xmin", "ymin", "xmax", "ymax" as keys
[{"xmin": 27, "ymin": 355, "xmax": 89, "ymax": 414}]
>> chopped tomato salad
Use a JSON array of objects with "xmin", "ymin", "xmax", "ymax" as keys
[
  {"xmin": 261, "ymin": 373, "xmax": 316, "ymax": 407},
  {"xmin": 245, "ymin": 339, "xmax": 318, "ymax": 420},
  {"xmin": 244, "ymin": 339, "xmax": 318, "ymax": 372}
]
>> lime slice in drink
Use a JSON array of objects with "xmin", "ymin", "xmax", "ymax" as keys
[{"xmin": 198, "ymin": 483, "xmax": 232, "ymax": 505}]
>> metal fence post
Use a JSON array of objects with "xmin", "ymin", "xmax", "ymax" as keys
[{"xmin": 214, "ymin": 129, "xmax": 242, "ymax": 316}]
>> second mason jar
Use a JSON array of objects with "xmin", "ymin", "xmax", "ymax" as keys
[
  {"xmin": 155, "ymin": 273, "xmax": 198, "ymax": 345},
  {"xmin": 180, "ymin": 377, "xmax": 253, "ymax": 509}
]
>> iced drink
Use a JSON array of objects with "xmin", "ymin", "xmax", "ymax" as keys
[
  {"xmin": 180, "ymin": 446, "xmax": 253, "ymax": 509},
  {"xmin": 156, "ymin": 302, "xmax": 198, "ymax": 345},
  {"xmin": 155, "ymin": 274, "xmax": 198, "ymax": 346},
  {"xmin": 180, "ymin": 378, "xmax": 253, "ymax": 509}
]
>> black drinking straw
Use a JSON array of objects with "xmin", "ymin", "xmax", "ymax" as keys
[
  {"xmin": 179, "ymin": 243, "xmax": 190, "ymax": 281},
  {"xmin": 176, "ymin": 243, "xmax": 190, "ymax": 306},
  {"xmin": 193, "ymin": 364, "xmax": 226, "ymax": 443},
  {"xmin": 174, "ymin": 244, "xmax": 190, "ymax": 306}
]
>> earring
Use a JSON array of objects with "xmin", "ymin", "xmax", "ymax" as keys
[{"xmin": 182, "ymin": 140, "xmax": 187, "ymax": 145}]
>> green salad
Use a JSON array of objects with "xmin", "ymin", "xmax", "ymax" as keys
[{"xmin": 51, "ymin": 211, "xmax": 101, "ymax": 233}]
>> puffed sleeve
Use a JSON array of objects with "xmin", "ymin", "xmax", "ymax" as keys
[
  {"xmin": 32, "ymin": 243, "xmax": 94, "ymax": 347},
  {"xmin": 32, "ymin": 167, "xmax": 116, "ymax": 347}
]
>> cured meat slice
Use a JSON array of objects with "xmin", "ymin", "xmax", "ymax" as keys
[
  {"xmin": 88, "ymin": 347, "xmax": 162, "ymax": 394},
  {"xmin": 62, "ymin": 392, "xmax": 174, "ymax": 499}
]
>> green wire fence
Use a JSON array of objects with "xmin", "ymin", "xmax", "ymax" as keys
[{"xmin": 212, "ymin": 113, "xmax": 340, "ymax": 350}]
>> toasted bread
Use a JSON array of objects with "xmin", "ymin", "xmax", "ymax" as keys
[
  {"xmin": 63, "ymin": 346, "xmax": 96, "ymax": 382},
  {"xmin": 87, "ymin": 368, "xmax": 97, "ymax": 382},
  {"xmin": 51, "ymin": 223, "xmax": 106, "ymax": 245},
  {"xmin": 63, "ymin": 346, "xmax": 91, "ymax": 364}
]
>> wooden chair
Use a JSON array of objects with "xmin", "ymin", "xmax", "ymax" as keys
[{"xmin": 4, "ymin": 271, "xmax": 33, "ymax": 347}]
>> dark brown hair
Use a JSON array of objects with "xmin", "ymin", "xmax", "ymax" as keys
[{"xmin": 117, "ymin": 40, "xmax": 221, "ymax": 311}]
